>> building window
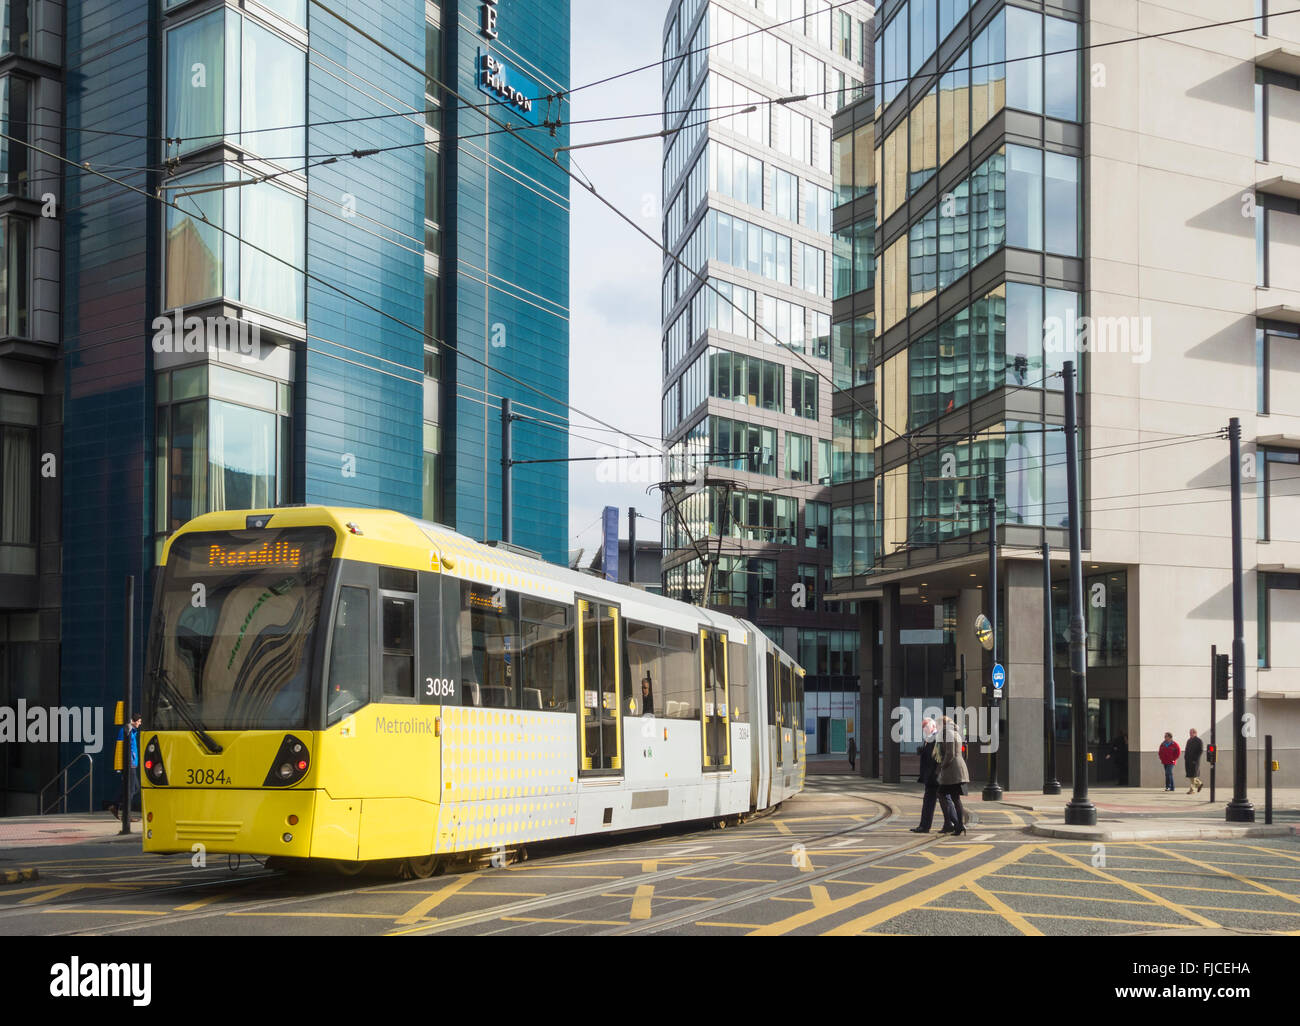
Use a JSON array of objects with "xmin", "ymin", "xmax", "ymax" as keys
[
  {"xmin": 165, "ymin": 166, "xmax": 305, "ymax": 322},
  {"xmin": 791, "ymin": 370, "xmax": 818, "ymax": 420},
  {"xmin": 804, "ymin": 500, "xmax": 829, "ymax": 549},
  {"xmin": 709, "ymin": 349, "xmax": 782, "ymax": 411},
  {"xmin": 1258, "ymin": 448, "xmax": 1299, "ymax": 543},
  {"xmin": 0, "ymin": 390, "xmax": 35, "ymax": 573},
  {"xmin": 154, "ymin": 365, "xmax": 291, "ymax": 535},
  {"xmin": 422, "ymin": 423, "xmax": 442, "ymax": 523},
  {"xmin": 0, "ymin": 76, "xmax": 29, "ymax": 197},
  {"xmin": 1258, "ymin": 573, "xmax": 1300, "ymax": 668},
  {"xmin": 165, "ymin": 9, "xmax": 306, "ymax": 164},
  {"xmin": 0, "ymin": 216, "xmax": 28, "ymax": 337},
  {"xmin": 786, "ymin": 431, "xmax": 812, "ymax": 481},
  {"xmin": 800, "ymin": 243, "xmax": 825, "ymax": 296},
  {"xmin": 1, "ymin": 0, "xmax": 29, "ymax": 57}
]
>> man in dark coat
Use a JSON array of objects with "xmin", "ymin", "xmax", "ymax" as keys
[
  {"xmin": 910, "ymin": 719, "xmax": 954, "ymax": 833},
  {"xmin": 1184, "ymin": 728, "xmax": 1204, "ymax": 793}
]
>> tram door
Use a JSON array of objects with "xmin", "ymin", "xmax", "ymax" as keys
[
  {"xmin": 576, "ymin": 598, "xmax": 622, "ymax": 774},
  {"xmin": 779, "ymin": 660, "xmax": 793, "ymax": 775},
  {"xmin": 699, "ymin": 628, "xmax": 731, "ymax": 771},
  {"xmin": 765, "ymin": 650, "xmax": 778, "ymax": 805}
]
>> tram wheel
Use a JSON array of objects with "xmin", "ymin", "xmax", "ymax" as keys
[
  {"xmin": 332, "ymin": 859, "xmax": 370, "ymax": 877},
  {"xmin": 400, "ymin": 854, "xmax": 441, "ymax": 879}
]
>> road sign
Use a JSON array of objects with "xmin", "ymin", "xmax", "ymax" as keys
[{"xmin": 992, "ymin": 664, "xmax": 1005, "ymax": 690}]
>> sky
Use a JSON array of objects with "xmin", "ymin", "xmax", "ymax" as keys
[{"xmin": 566, "ymin": 0, "xmax": 673, "ymax": 564}]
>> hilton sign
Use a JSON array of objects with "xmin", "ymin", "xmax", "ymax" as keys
[{"xmin": 476, "ymin": 0, "xmax": 539, "ymax": 124}]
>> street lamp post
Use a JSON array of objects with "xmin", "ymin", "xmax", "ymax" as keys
[{"xmin": 1062, "ymin": 361, "xmax": 1096, "ymax": 826}]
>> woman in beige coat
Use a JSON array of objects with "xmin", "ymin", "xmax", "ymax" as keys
[{"xmin": 937, "ymin": 716, "xmax": 970, "ymax": 835}]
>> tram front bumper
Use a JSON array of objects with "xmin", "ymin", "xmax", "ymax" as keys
[{"xmin": 141, "ymin": 787, "xmax": 319, "ymax": 858}]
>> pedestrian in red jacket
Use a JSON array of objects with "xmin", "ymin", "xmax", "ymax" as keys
[{"xmin": 1158, "ymin": 733, "xmax": 1181, "ymax": 792}]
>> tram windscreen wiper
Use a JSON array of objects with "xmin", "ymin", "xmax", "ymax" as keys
[{"xmin": 149, "ymin": 666, "xmax": 224, "ymax": 755}]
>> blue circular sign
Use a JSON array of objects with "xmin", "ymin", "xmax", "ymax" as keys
[{"xmin": 992, "ymin": 663, "xmax": 1006, "ymax": 688}]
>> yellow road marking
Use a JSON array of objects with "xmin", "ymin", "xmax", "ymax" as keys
[
  {"xmin": 772, "ymin": 821, "xmax": 792, "ymax": 835},
  {"xmin": 810, "ymin": 885, "xmax": 831, "ymax": 909},
  {"xmin": 692, "ymin": 876, "xmax": 771, "ymax": 884},
  {"xmin": 394, "ymin": 872, "xmax": 479, "ymax": 925},
  {"xmin": 1040, "ymin": 849, "xmax": 1220, "ymax": 928},
  {"xmin": 1182, "ymin": 905, "xmax": 1300, "ymax": 917},
  {"xmin": 174, "ymin": 893, "xmax": 225, "ymax": 911},
  {"xmin": 630, "ymin": 884, "xmax": 654, "ymax": 920},
  {"xmin": 17, "ymin": 883, "xmax": 137, "ymax": 905},
  {"xmin": 750, "ymin": 844, "xmax": 991, "ymax": 937},
  {"xmin": 998, "ymin": 810, "xmax": 1025, "ymax": 827},
  {"xmin": 641, "ymin": 860, "xmax": 657, "ymax": 873},
  {"xmin": 694, "ymin": 921, "xmax": 759, "ymax": 929},
  {"xmin": 823, "ymin": 844, "xmax": 1032, "ymax": 937},
  {"xmin": 498, "ymin": 873, "xmax": 623, "ymax": 880},
  {"xmin": 986, "ymin": 888, "xmax": 1158, "ymax": 906},
  {"xmin": 38, "ymin": 908, "xmax": 164, "ymax": 915},
  {"xmin": 1145, "ymin": 845, "xmax": 1300, "ymax": 907},
  {"xmin": 919, "ymin": 907, "xmax": 1200, "ymax": 928},
  {"xmin": 965, "ymin": 880, "xmax": 1043, "ymax": 935}
]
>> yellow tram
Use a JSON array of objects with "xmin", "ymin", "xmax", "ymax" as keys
[{"xmin": 141, "ymin": 506, "xmax": 806, "ymax": 872}]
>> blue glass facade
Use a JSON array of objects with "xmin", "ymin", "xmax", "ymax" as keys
[
  {"xmin": 446, "ymin": 0, "xmax": 570, "ymax": 564},
  {"xmin": 44, "ymin": 0, "xmax": 570, "ymax": 809}
]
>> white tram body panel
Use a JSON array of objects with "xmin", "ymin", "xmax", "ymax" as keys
[{"xmin": 414, "ymin": 517, "xmax": 806, "ymax": 853}]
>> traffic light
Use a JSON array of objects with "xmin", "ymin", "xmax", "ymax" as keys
[
  {"xmin": 1206, "ymin": 743, "xmax": 1216, "ymax": 766},
  {"xmin": 1214, "ymin": 653, "xmax": 1229, "ymax": 701}
]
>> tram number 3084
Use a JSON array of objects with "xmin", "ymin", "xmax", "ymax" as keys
[{"xmin": 425, "ymin": 677, "xmax": 456, "ymax": 698}]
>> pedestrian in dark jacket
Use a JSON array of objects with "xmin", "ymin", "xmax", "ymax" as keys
[
  {"xmin": 936, "ymin": 716, "xmax": 970, "ymax": 835},
  {"xmin": 1158, "ymin": 733, "xmax": 1180, "ymax": 792},
  {"xmin": 847, "ymin": 736, "xmax": 857, "ymax": 772},
  {"xmin": 910, "ymin": 719, "xmax": 953, "ymax": 834},
  {"xmin": 1184, "ymin": 728, "xmax": 1204, "ymax": 793}
]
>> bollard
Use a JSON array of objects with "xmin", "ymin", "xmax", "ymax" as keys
[{"xmin": 1265, "ymin": 734, "xmax": 1272, "ymax": 826}]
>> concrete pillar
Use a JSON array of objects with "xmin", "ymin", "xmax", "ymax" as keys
[
  {"xmin": 881, "ymin": 583, "xmax": 902, "ymax": 783},
  {"xmin": 1005, "ymin": 559, "xmax": 1046, "ymax": 791},
  {"xmin": 955, "ymin": 587, "xmax": 985, "ymax": 707},
  {"xmin": 858, "ymin": 600, "xmax": 879, "ymax": 778}
]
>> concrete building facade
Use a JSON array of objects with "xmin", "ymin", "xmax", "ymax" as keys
[{"xmin": 835, "ymin": 0, "xmax": 1300, "ymax": 788}]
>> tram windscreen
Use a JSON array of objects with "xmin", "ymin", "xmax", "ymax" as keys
[{"xmin": 146, "ymin": 527, "xmax": 335, "ymax": 730}]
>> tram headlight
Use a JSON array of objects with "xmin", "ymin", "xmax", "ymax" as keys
[
  {"xmin": 263, "ymin": 735, "xmax": 311, "ymax": 787},
  {"xmin": 143, "ymin": 736, "xmax": 168, "ymax": 785}
]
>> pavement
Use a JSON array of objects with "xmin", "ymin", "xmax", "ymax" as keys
[{"xmin": 802, "ymin": 757, "xmax": 1300, "ymax": 840}]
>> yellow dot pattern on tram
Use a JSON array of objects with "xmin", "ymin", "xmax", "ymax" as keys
[{"xmin": 436, "ymin": 705, "xmax": 578, "ymax": 854}]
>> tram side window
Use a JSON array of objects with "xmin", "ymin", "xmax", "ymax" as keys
[
  {"xmin": 727, "ymin": 639, "xmax": 749, "ymax": 721},
  {"xmin": 766, "ymin": 651, "xmax": 776, "ymax": 726},
  {"xmin": 627, "ymin": 622, "xmax": 662, "ymax": 716},
  {"xmin": 327, "ymin": 586, "xmax": 370, "ymax": 725},
  {"xmin": 461, "ymin": 582, "xmax": 520, "ymax": 708},
  {"xmin": 662, "ymin": 629, "xmax": 699, "ymax": 719},
  {"xmin": 779, "ymin": 661, "xmax": 792, "ymax": 727},
  {"xmin": 520, "ymin": 597, "xmax": 573, "ymax": 712},
  {"xmin": 382, "ymin": 596, "xmax": 415, "ymax": 699}
]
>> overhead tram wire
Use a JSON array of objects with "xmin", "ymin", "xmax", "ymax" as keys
[
  {"xmin": 3, "ymin": 131, "xmax": 661, "ymax": 460},
  {"xmin": 43, "ymin": 7, "xmax": 1300, "ymax": 155}
]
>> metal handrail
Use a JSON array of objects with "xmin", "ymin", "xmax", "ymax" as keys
[{"xmin": 38, "ymin": 752, "xmax": 95, "ymax": 815}]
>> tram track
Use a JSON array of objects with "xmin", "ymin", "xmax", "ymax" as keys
[
  {"xmin": 19, "ymin": 792, "xmax": 900, "ymax": 936},
  {"xmin": 394, "ymin": 794, "xmax": 904, "ymax": 936}
]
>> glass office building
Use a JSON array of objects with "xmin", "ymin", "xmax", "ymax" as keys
[
  {"xmin": 659, "ymin": 0, "xmax": 874, "ymax": 755},
  {"xmin": 833, "ymin": 0, "xmax": 1300, "ymax": 787},
  {"xmin": 0, "ymin": 0, "xmax": 569, "ymax": 812}
]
